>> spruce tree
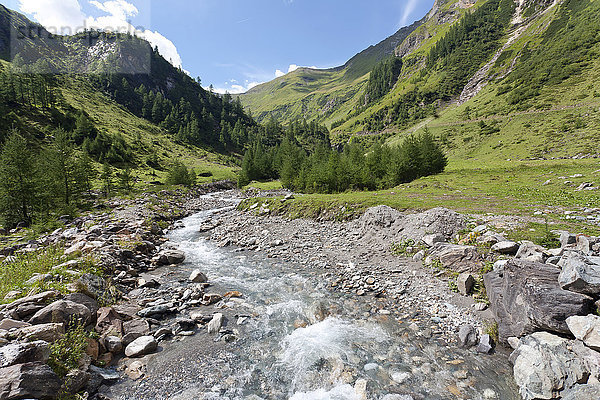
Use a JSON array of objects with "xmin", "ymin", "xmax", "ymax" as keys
[{"xmin": 0, "ymin": 131, "xmax": 37, "ymax": 227}]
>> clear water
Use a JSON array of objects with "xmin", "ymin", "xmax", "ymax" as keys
[{"xmin": 108, "ymin": 199, "xmax": 520, "ymax": 400}]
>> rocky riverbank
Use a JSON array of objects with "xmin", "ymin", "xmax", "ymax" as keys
[
  {"xmin": 1, "ymin": 186, "xmax": 599, "ymax": 399},
  {"xmin": 0, "ymin": 182, "xmax": 240, "ymax": 400},
  {"xmin": 206, "ymin": 198, "xmax": 600, "ymax": 399}
]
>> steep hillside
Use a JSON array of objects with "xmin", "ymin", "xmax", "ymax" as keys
[
  {"xmin": 0, "ymin": 4, "xmax": 258, "ymax": 182},
  {"xmin": 245, "ymin": 0, "xmax": 600, "ymax": 162},
  {"xmin": 241, "ymin": 18, "xmax": 424, "ymax": 125}
]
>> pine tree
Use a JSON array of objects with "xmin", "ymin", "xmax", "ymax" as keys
[
  {"xmin": 47, "ymin": 128, "xmax": 78, "ymax": 206},
  {"xmin": 0, "ymin": 131, "xmax": 37, "ymax": 227},
  {"xmin": 100, "ymin": 163, "xmax": 114, "ymax": 198},
  {"xmin": 117, "ymin": 167, "xmax": 134, "ymax": 191}
]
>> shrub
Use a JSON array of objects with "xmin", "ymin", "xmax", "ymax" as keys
[{"xmin": 166, "ymin": 161, "xmax": 196, "ymax": 187}]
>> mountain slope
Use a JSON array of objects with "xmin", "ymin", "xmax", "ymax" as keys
[
  {"xmin": 240, "ymin": 18, "xmax": 424, "ymax": 125},
  {"xmin": 0, "ymin": 4, "xmax": 257, "ymax": 182},
  {"xmin": 245, "ymin": 0, "xmax": 600, "ymax": 163}
]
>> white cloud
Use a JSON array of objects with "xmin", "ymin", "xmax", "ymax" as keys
[
  {"xmin": 400, "ymin": 0, "xmax": 418, "ymax": 26},
  {"xmin": 212, "ymin": 80, "xmax": 261, "ymax": 94},
  {"xmin": 18, "ymin": 0, "xmax": 184, "ymax": 69},
  {"xmin": 89, "ymin": 0, "xmax": 137, "ymax": 19},
  {"xmin": 18, "ymin": 0, "xmax": 85, "ymax": 31},
  {"xmin": 275, "ymin": 64, "xmax": 318, "ymax": 78},
  {"xmin": 215, "ymin": 63, "xmax": 321, "ymax": 94}
]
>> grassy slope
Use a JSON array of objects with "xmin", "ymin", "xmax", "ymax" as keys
[
  {"xmin": 241, "ymin": 68, "xmax": 367, "ymax": 128},
  {"xmin": 240, "ymin": 13, "xmax": 425, "ymax": 127},
  {"xmin": 58, "ymin": 77, "xmax": 238, "ymax": 184}
]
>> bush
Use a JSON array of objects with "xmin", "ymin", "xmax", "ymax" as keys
[
  {"xmin": 48, "ymin": 323, "xmax": 89, "ymax": 378},
  {"xmin": 166, "ymin": 161, "xmax": 196, "ymax": 187}
]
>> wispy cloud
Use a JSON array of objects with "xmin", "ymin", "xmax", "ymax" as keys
[{"xmin": 400, "ymin": 0, "xmax": 418, "ymax": 26}]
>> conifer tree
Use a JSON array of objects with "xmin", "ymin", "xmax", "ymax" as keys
[{"xmin": 0, "ymin": 131, "xmax": 37, "ymax": 227}]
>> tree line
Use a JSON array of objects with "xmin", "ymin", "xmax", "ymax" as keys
[
  {"xmin": 342, "ymin": 0, "xmax": 515, "ymax": 133},
  {"xmin": 239, "ymin": 124, "xmax": 447, "ymax": 193},
  {"xmin": 0, "ymin": 128, "xmax": 145, "ymax": 228}
]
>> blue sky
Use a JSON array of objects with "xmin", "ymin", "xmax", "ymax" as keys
[{"xmin": 10, "ymin": 0, "xmax": 435, "ymax": 93}]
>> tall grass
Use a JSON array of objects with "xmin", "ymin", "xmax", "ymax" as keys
[{"xmin": 0, "ymin": 246, "xmax": 64, "ymax": 301}]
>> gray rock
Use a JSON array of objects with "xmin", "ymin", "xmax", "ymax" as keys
[
  {"xmin": 510, "ymin": 332, "xmax": 593, "ymax": 400},
  {"xmin": 104, "ymin": 336, "xmax": 123, "ymax": 353},
  {"xmin": 560, "ymin": 231, "xmax": 577, "ymax": 248},
  {"xmin": 62, "ymin": 369, "xmax": 90, "ymax": 395},
  {"xmin": 89, "ymin": 365, "xmax": 120, "ymax": 381},
  {"xmin": 484, "ymin": 259, "xmax": 594, "ymax": 342},
  {"xmin": 122, "ymin": 319, "xmax": 150, "ymax": 346},
  {"xmin": 207, "ymin": 313, "xmax": 224, "ymax": 335},
  {"xmin": 0, "ymin": 341, "xmax": 49, "ymax": 368},
  {"xmin": 159, "ymin": 250, "xmax": 185, "ymax": 265},
  {"xmin": 14, "ymin": 323, "xmax": 65, "ymax": 342},
  {"xmin": 380, "ymin": 395, "xmax": 414, "ymax": 400},
  {"xmin": 561, "ymin": 384, "xmax": 600, "ymax": 400},
  {"xmin": 25, "ymin": 273, "xmax": 52, "ymax": 285},
  {"xmin": 577, "ymin": 235, "xmax": 592, "ymax": 255},
  {"xmin": 2, "ymin": 291, "xmax": 59, "ymax": 314},
  {"xmin": 458, "ymin": 325, "xmax": 478, "ymax": 348},
  {"xmin": 175, "ymin": 318, "xmax": 196, "ymax": 332},
  {"xmin": 421, "ymin": 233, "xmax": 445, "ymax": 248},
  {"xmin": 72, "ymin": 273, "xmax": 105, "ymax": 299},
  {"xmin": 412, "ymin": 250, "xmax": 425, "ymax": 262},
  {"xmin": 124, "ymin": 336, "xmax": 158, "ymax": 357},
  {"xmin": 491, "ymin": 241, "xmax": 520, "ymax": 255},
  {"xmin": 558, "ymin": 252, "xmax": 600, "ymax": 295},
  {"xmin": 0, "ymin": 362, "xmax": 62, "ymax": 400},
  {"xmin": 154, "ymin": 327, "xmax": 172, "ymax": 339},
  {"xmin": 493, "ymin": 259, "xmax": 508, "ymax": 273},
  {"xmin": 356, "ymin": 206, "xmax": 466, "ymax": 246},
  {"xmin": 457, "ymin": 273, "xmax": 475, "ymax": 295},
  {"xmin": 28, "ymin": 300, "xmax": 91, "ymax": 326},
  {"xmin": 189, "ymin": 269, "xmax": 208, "ymax": 283},
  {"xmin": 0, "ymin": 319, "xmax": 30, "ymax": 331},
  {"xmin": 566, "ymin": 315, "xmax": 600, "ymax": 351},
  {"xmin": 516, "ymin": 241, "xmax": 546, "ymax": 262},
  {"xmin": 428, "ymin": 243, "xmax": 483, "ymax": 273},
  {"xmin": 137, "ymin": 304, "xmax": 171, "ymax": 318},
  {"xmin": 64, "ymin": 293, "xmax": 99, "ymax": 316},
  {"xmin": 477, "ymin": 334, "xmax": 493, "ymax": 354}
]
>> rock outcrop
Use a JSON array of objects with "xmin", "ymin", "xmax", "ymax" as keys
[{"xmin": 484, "ymin": 259, "xmax": 594, "ymax": 341}]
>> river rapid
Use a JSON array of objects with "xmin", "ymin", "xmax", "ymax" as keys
[{"xmin": 102, "ymin": 196, "xmax": 520, "ymax": 400}]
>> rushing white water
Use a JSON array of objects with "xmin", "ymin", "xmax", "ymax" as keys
[{"xmin": 105, "ymin": 197, "xmax": 519, "ymax": 400}]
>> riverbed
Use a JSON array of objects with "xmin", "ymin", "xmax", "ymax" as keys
[{"xmin": 101, "ymin": 195, "xmax": 520, "ymax": 400}]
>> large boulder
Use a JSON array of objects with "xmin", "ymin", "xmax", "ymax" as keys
[
  {"xmin": 64, "ymin": 293, "xmax": 99, "ymax": 317},
  {"xmin": 428, "ymin": 243, "xmax": 483, "ymax": 273},
  {"xmin": 158, "ymin": 250, "xmax": 186, "ymax": 265},
  {"xmin": 28, "ymin": 300, "xmax": 91, "ymax": 326},
  {"xmin": 558, "ymin": 252, "xmax": 600, "ymax": 296},
  {"xmin": 484, "ymin": 259, "xmax": 594, "ymax": 342},
  {"xmin": 13, "ymin": 323, "xmax": 65, "ymax": 342},
  {"xmin": 2, "ymin": 291, "xmax": 60, "ymax": 320},
  {"xmin": 0, "ymin": 362, "xmax": 62, "ymax": 400},
  {"xmin": 0, "ymin": 341, "xmax": 50, "ymax": 368},
  {"xmin": 566, "ymin": 315, "xmax": 600, "ymax": 350},
  {"xmin": 516, "ymin": 241, "xmax": 547, "ymax": 263},
  {"xmin": 355, "ymin": 206, "xmax": 467, "ymax": 245},
  {"xmin": 122, "ymin": 319, "xmax": 150, "ymax": 346},
  {"xmin": 561, "ymin": 384, "xmax": 600, "ymax": 400},
  {"xmin": 124, "ymin": 336, "xmax": 157, "ymax": 357},
  {"xmin": 491, "ymin": 241, "xmax": 520, "ymax": 255},
  {"xmin": 509, "ymin": 332, "xmax": 593, "ymax": 400}
]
